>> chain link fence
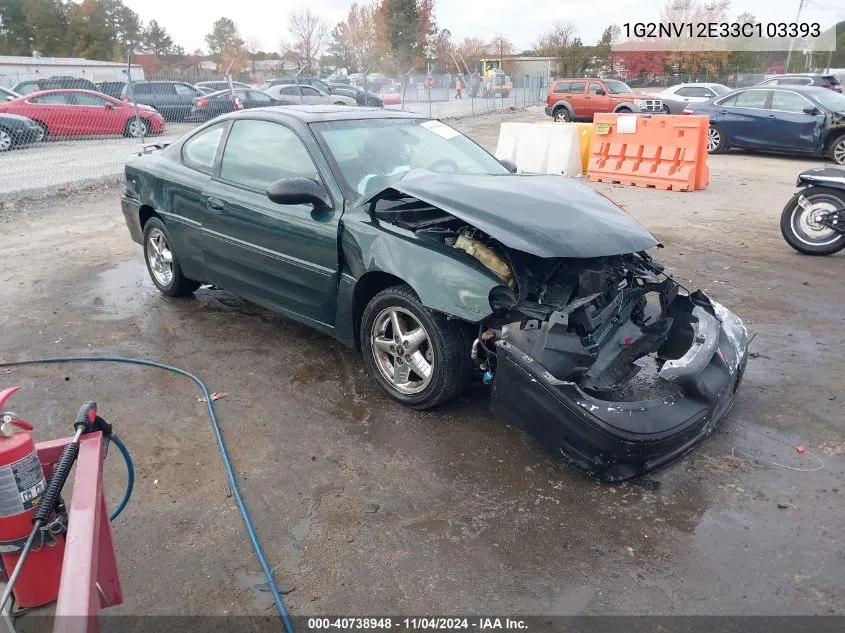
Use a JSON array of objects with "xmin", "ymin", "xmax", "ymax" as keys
[{"xmin": 0, "ymin": 68, "xmax": 549, "ymax": 204}]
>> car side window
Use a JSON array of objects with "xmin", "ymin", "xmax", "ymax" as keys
[
  {"xmin": 219, "ymin": 120, "xmax": 319, "ymax": 190},
  {"xmin": 174, "ymin": 84, "xmax": 197, "ymax": 96},
  {"xmin": 72, "ymin": 93, "xmax": 107, "ymax": 106},
  {"xmin": 133, "ymin": 83, "xmax": 154, "ymax": 95},
  {"xmin": 279, "ymin": 86, "xmax": 299, "ymax": 96},
  {"xmin": 733, "ymin": 90, "xmax": 769, "ymax": 109},
  {"xmin": 553, "ymin": 82, "xmax": 570, "ymax": 94},
  {"xmin": 676, "ymin": 87, "xmax": 710, "ymax": 97},
  {"xmin": 770, "ymin": 91, "xmax": 813, "ymax": 113},
  {"xmin": 154, "ymin": 83, "xmax": 176, "ymax": 95},
  {"xmin": 588, "ymin": 83, "xmax": 603, "ymax": 94},
  {"xmin": 182, "ymin": 124, "xmax": 226, "ymax": 172},
  {"xmin": 569, "ymin": 81, "xmax": 586, "ymax": 93},
  {"xmin": 30, "ymin": 93, "xmax": 70, "ymax": 104},
  {"xmin": 16, "ymin": 82, "xmax": 39, "ymax": 95},
  {"xmin": 302, "ymin": 86, "xmax": 321, "ymax": 96},
  {"xmin": 248, "ymin": 90, "xmax": 273, "ymax": 102}
]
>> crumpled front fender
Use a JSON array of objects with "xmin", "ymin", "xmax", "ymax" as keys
[{"xmin": 341, "ymin": 214, "xmax": 501, "ymax": 322}]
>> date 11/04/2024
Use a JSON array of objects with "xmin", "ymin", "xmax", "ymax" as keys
[
  {"xmin": 307, "ymin": 618, "xmax": 528, "ymax": 631},
  {"xmin": 623, "ymin": 22, "xmax": 822, "ymax": 39}
]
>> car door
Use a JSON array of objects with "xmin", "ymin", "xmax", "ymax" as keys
[
  {"xmin": 28, "ymin": 92, "xmax": 76, "ymax": 135},
  {"xmin": 174, "ymin": 83, "xmax": 202, "ymax": 119},
  {"xmin": 162, "ymin": 122, "xmax": 230, "ymax": 282},
  {"xmin": 274, "ymin": 85, "xmax": 303, "ymax": 103},
  {"xmin": 300, "ymin": 86, "xmax": 326, "ymax": 104},
  {"xmin": 68, "ymin": 92, "xmax": 124, "ymax": 134},
  {"xmin": 675, "ymin": 86, "xmax": 716, "ymax": 104},
  {"xmin": 713, "ymin": 89, "xmax": 772, "ymax": 148},
  {"xmin": 566, "ymin": 81, "xmax": 587, "ymax": 117},
  {"xmin": 200, "ymin": 118, "xmax": 341, "ymax": 326},
  {"xmin": 584, "ymin": 81, "xmax": 610, "ymax": 117},
  {"xmin": 765, "ymin": 90, "xmax": 824, "ymax": 152}
]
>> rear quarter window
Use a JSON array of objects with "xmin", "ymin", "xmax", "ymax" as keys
[{"xmin": 181, "ymin": 123, "xmax": 227, "ymax": 172}]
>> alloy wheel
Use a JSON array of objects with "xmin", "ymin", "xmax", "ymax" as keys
[
  {"xmin": 0, "ymin": 130, "xmax": 11, "ymax": 151},
  {"xmin": 370, "ymin": 307, "xmax": 434, "ymax": 395},
  {"xmin": 833, "ymin": 138, "xmax": 845, "ymax": 165},
  {"xmin": 128, "ymin": 119, "xmax": 147, "ymax": 137},
  {"xmin": 146, "ymin": 227, "xmax": 174, "ymax": 287},
  {"xmin": 707, "ymin": 127, "xmax": 721, "ymax": 152}
]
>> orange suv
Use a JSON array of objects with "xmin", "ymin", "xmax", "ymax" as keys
[{"xmin": 545, "ymin": 79, "xmax": 664, "ymax": 122}]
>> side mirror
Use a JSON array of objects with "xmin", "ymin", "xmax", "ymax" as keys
[
  {"xmin": 803, "ymin": 106, "xmax": 819, "ymax": 116},
  {"xmin": 595, "ymin": 88, "xmax": 606, "ymax": 96},
  {"xmin": 500, "ymin": 158, "xmax": 518, "ymax": 173},
  {"xmin": 267, "ymin": 177, "xmax": 330, "ymax": 208}
]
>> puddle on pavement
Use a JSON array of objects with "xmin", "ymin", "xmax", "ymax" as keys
[
  {"xmin": 236, "ymin": 573, "xmax": 293, "ymax": 611},
  {"xmin": 78, "ymin": 260, "xmax": 158, "ymax": 321}
]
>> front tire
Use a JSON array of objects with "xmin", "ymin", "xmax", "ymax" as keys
[
  {"xmin": 360, "ymin": 285, "xmax": 471, "ymax": 410},
  {"xmin": 780, "ymin": 187, "xmax": 845, "ymax": 256},
  {"xmin": 142, "ymin": 217, "xmax": 201, "ymax": 296},
  {"xmin": 125, "ymin": 117, "xmax": 151, "ymax": 138},
  {"xmin": 707, "ymin": 124, "xmax": 726, "ymax": 154}
]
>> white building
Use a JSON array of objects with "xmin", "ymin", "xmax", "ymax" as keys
[{"xmin": 0, "ymin": 54, "xmax": 144, "ymax": 89}]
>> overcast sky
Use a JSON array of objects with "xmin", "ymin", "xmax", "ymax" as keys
[{"xmin": 122, "ymin": 0, "xmax": 839, "ymax": 55}]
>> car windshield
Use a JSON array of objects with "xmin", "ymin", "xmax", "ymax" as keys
[
  {"xmin": 311, "ymin": 118, "xmax": 510, "ymax": 200},
  {"xmin": 604, "ymin": 80, "xmax": 633, "ymax": 94},
  {"xmin": 812, "ymin": 89, "xmax": 845, "ymax": 112}
]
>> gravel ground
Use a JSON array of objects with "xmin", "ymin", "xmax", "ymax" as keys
[{"xmin": 0, "ymin": 108, "xmax": 843, "ymax": 619}]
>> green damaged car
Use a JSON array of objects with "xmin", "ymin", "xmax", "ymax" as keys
[{"xmin": 121, "ymin": 106, "xmax": 749, "ymax": 481}]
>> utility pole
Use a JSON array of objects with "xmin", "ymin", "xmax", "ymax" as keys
[{"xmin": 785, "ymin": 0, "xmax": 806, "ymax": 72}]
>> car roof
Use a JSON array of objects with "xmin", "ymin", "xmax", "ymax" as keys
[
  {"xmin": 132, "ymin": 80, "xmax": 192, "ymax": 85},
  {"xmin": 25, "ymin": 88, "xmax": 115, "ymax": 97},
  {"xmin": 739, "ymin": 85, "xmax": 830, "ymax": 93},
  {"xmin": 220, "ymin": 104, "xmax": 425, "ymax": 123}
]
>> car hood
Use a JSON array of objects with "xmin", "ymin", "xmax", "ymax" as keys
[
  {"xmin": 375, "ymin": 171, "xmax": 660, "ymax": 258},
  {"xmin": 0, "ymin": 112, "xmax": 37, "ymax": 125}
]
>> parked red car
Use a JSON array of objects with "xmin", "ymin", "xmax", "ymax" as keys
[{"xmin": 0, "ymin": 89, "xmax": 165, "ymax": 138}]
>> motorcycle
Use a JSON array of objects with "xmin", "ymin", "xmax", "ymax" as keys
[{"xmin": 781, "ymin": 168, "xmax": 845, "ymax": 256}]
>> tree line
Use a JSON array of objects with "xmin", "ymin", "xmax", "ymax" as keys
[{"xmin": 1, "ymin": 0, "xmax": 842, "ymax": 80}]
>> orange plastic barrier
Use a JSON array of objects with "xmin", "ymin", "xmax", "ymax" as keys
[{"xmin": 586, "ymin": 113, "xmax": 710, "ymax": 192}]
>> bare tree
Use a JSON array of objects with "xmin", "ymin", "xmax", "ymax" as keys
[
  {"xmin": 489, "ymin": 34, "xmax": 514, "ymax": 59},
  {"xmin": 287, "ymin": 9, "xmax": 329, "ymax": 74}
]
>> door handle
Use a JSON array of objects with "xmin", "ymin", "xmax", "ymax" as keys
[
  {"xmin": 767, "ymin": 114, "xmax": 776, "ymax": 118},
  {"xmin": 206, "ymin": 198, "xmax": 225, "ymax": 212},
  {"xmin": 719, "ymin": 110, "xmax": 728, "ymax": 114}
]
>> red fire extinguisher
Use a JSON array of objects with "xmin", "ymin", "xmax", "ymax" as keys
[{"xmin": 0, "ymin": 386, "xmax": 66, "ymax": 609}]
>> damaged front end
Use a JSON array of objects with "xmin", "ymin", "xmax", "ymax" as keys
[{"xmin": 370, "ymin": 174, "xmax": 749, "ymax": 482}]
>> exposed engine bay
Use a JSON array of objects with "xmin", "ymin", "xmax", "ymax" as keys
[
  {"xmin": 373, "ymin": 190, "xmax": 699, "ymax": 396},
  {"xmin": 372, "ymin": 188, "xmax": 750, "ymax": 481}
]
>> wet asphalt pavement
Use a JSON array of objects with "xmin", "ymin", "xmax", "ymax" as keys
[{"xmin": 0, "ymin": 109, "xmax": 843, "ymax": 617}]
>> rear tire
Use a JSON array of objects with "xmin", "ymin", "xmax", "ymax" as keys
[
  {"xmin": 360, "ymin": 284, "xmax": 472, "ymax": 410},
  {"xmin": 780, "ymin": 187, "xmax": 845, "ymax": 256},
  {"xmin": 31, "ymin": 121, "xmax": 48, "ymax": 142},
  {"xmin": 0, "ymin": 127, "xmax": 12, "ymax": 152},
  {"xmin": 142, "ymin": 217, "xmax": 201, "ymax": 296},
  {"xmin": 553, "ymin": 107, "xmax": 571, "ymax": 122},
  {"xmin": 707, "ymin": 124, "xmax": 726, "ymax": 154}
]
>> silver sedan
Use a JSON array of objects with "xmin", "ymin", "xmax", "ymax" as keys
[{"xmin": 654, "ymin": 83, "xmax": 732, "ymax": 113}]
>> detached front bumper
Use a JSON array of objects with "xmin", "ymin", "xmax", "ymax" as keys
[{"xmin": 490, "ymin": 297, "xmax": 749, "ymax": 482}]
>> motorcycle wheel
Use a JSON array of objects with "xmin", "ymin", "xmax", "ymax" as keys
[{"xmin": 780, "ymin": 186, "xmax": 845, "ymax": 256}]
